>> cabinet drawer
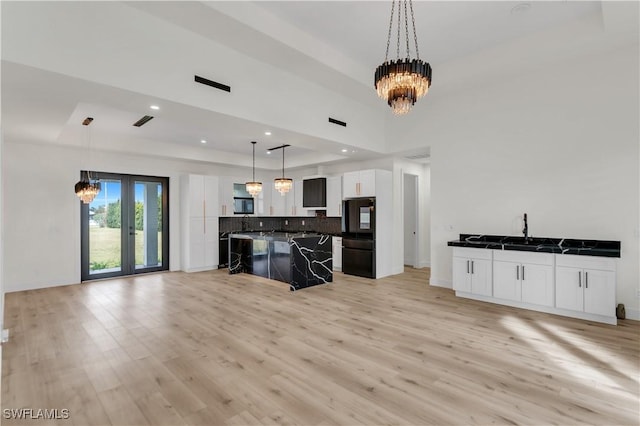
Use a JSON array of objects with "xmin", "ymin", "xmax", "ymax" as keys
[
  {"xmin": 555, "ymin": 254, "xmax": 616, "ymax": 271},
  {"xmin": 493, "ymin": 250, "xmax": 553, "ymax": 266},
  {"xmin": 452, "ymin": 247, "xmax": 493, "ymax": 260}
]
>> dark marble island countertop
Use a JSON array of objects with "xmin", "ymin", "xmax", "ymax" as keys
[
  {"xmin": 229, "ymin": 232, "xmax": 333, "ymax": 290},
  {"xmin": 448, "ymin": 234, "xmax": 621, "ymax": 258}
]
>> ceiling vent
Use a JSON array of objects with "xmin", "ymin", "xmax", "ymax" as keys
[
  {"xmin": 405, "ymin": 153, "xmax": 430, "ymax": 160},
  {"xmin": 133, "ymin": 115, "xmax": 154, "ymax": 127},
  {"xmin": 328, "ymin": 117, "xmax": 347, "ymax": 127},
  {"xmin": 194, "ymin": 75, "xmax": 231, "ymax": 93}
]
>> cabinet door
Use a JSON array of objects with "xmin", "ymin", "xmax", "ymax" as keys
[
  {"xmin": 188, "ymin": 175, "xmax": 205, "ymax": 218},
  {"xmin": 326, "ymin": 176, "xmax": 342, "ymax": 217},
  {"xmin": 270, "ymin": 185, "xmax": 286, "ymax": 216},
  {"xmin": 188, "ymin": 217, "xmax": 205, "ymax": 269},
  {"xmin": 470, "ymin": 258, "xmax": 492, "ymax": 296},
  {"xmin": 203, "ymin": 176, "xmax": 219, "ymax": 218},
  {"xmin": 452, "ymin": 257, "xmax": 471, "ymax": 292},
  {"xmin": 218, "ymin": 177, "xmax": 234, "ymax": 216},
  {"xmin": 204, "ymin": 217, "xmax": 219, "ymax": 268},
  {"xmin": 556, "ymin": 266, "xmax": 583, "ymax": 311},
  {"xmin": 342, "ymin": 171, "xmax": 359, "ymax": 198},
  {"xmin": 493, "ymin": 261, "xmax": 520, "ymax": 301},
  {"xmin": 584, "ymin": 269, "xmax": 615, "ymax": 317},
  {"xmin": 292, "ymin": 180, "xmax": 303, "ymax": 216},
  {"xmin": 358, "ymin": 170, "xmax": 376, "ymax": 197},
  {"xmin": 332, "ymin": 236, "xmax": 342, "ymax": 271},
  {"xmin": 521, "ymin": 263, "xmax": 554, "ymax": 307}
]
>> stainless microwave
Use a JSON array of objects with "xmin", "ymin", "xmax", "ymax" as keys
[{"xmin": 233, "ymin": 197, "xmax": 254, "ymax": 214}]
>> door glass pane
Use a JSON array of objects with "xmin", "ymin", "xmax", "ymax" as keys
[
  {"xmin": 89, "ymin": 180, "xmax": 122, "ymax": 274},
  {"xmin": 134, "ymin": 181, "xmax": 162, "ymax": 269}
]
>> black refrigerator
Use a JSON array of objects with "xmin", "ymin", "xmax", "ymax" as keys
[{"xmin": 341, "ymin": 198, "xmax": 376, "ymax": 278}]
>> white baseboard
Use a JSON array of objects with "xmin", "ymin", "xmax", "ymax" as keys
[
  {"xmin": 6, "ymin": 279, "xmax": 77, "ymax": 293},
  {"xmin": 418, "ymin": 260, "xmax": 431, "ymax": 268},
  {"xmin": 429, "ymin": 278, "xmax": 452, "ymax": 289},
  {"xmin": 625, "ymin": 307, "xmax": 640, "ymax": 321}
]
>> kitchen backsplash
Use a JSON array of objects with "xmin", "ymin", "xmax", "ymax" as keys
[{"xmin": 219, "ymin": 216, "xmax": 341, "ymax": 235}]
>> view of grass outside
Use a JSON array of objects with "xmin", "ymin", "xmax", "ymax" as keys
[
  {"xmin": 89, "ymin": 183, "xmax": 163, "ymax": 273},
  {"xmin": 89, "ymin": 227, "xmax": 162, "ymax": 271}
]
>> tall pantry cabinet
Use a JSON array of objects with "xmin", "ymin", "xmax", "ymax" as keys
[{"xmin": 181, "ymin": 175, "xmax": 219, "ymax": 272}]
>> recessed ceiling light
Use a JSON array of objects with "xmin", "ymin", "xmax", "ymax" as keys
[
  {"xmin": 201, "ymin": 139, "xmax": 207, "ymax": 144},
  {"xmin": 150, "ymin": 105, "xmax": 160, "ymax": 110},
  {"xmin": 264, "ymin": 131, "xmax": 272, "ymax": 136},
  {"xmin": 267, "ymin": 151, "xmax": 271, "ymax": 155},
  {"xmin": 341, "ymin": 149, "xmax": 348, "ymax": 153}
]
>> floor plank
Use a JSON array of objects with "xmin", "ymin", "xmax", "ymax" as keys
[{"xmin": 2, "ymin": 268, "xmax": 638, "ymax": 425}]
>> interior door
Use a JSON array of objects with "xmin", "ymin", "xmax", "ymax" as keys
[{"xmin": 81, "ymin": 172, "xmax": 169, "ymax": 281}]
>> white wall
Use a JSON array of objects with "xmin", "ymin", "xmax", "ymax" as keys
[
  {"xmin": 2, "ymin": 141, "xmax": 257, "ymax": 293},
  {"xmin": 394, "ymin": 45, "xmax": 639, "ymax": 318}
]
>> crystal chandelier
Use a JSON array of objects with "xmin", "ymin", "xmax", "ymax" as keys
[
  {"xmin": 374, "ymin": 0, "xmax": 432, "ymax": 115},
  {"xmin": 245, "ymin": 141, "xmax": 263, "ymax": 197},
  {"xmin": 75, "ymin": 170, "xmax": 101, "ymax": 204},
  {"xmin": 75, "ymin": 117, "xmax": 101, "ymax": 204},
  {"xmin": 273, "ymin": 144, "xmax": 293, "ymax": 196}
]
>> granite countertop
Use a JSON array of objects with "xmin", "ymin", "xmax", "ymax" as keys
[{"xmin": 448, "ymin": 234, "xmax": 621, "ymax": 258}]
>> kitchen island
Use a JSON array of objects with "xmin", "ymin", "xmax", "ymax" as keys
[{"xmin": 229, "ymin": 232, "xmax": 332, "ymax": 290}]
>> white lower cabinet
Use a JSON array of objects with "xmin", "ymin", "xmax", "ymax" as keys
[
  {"xmin": 451, "ymin": 248, "xmax": 617, "ymax": 325},
  {"xmin": 452, "ymin": 248, "xmax": 492, "ymax": 296},
  {"xmin": 493, "ymin": 251, "xmax": 554, "ymax": 307},
  {"xmin": 332, "ymin": 236, "xmax": 342, "ymax": 271},
  {"xmin": 556, "ymin": 255, "xmax": 616, "ymax": 320}
]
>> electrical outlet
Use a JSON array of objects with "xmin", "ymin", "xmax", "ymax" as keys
[
  {"xmin": 259, "ymin": 222, "xmax": 263, "ymax": 227},
  {"xmin": 285, "ymin": 219, "xmax": 288, "ymax": 225},
  {"xmin": 302, "ymin": 220, "xmax": 305, "ymax": 226}
]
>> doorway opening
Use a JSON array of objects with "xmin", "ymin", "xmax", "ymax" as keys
[
  {"xmin": 80, "ymin": 172, "xmax": 169, "ymax": 281},
  {"xmin": 403, "ymin": 173, "xmax": 419, "ymax": 268}
]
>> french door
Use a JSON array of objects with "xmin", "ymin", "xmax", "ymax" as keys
[{"xmin": 81, "ymin": 172, "xmax": 169, "ymax": 281}]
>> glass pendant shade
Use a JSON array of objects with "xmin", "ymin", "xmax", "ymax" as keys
[
  {"xmin": 246, "ymin": 181, "xmax": 263, "ymax": 197},
  {"xmin": 273, "ymin": 144, "xmax": 292, "ymax": 195},
  {"xmin": 374, "ymin": 0, "xmax": 432, "ymax": 115},
  {"xmin": 245, "ymin": 141, "xmax": 263, "ymax": 197},
  {"xmin": 274, "ymin": 178, "xmax": 293, "ymax": 195},
  {"xmin": 75, "ymin": 170, "xmax": 101, "ymax": 204}
]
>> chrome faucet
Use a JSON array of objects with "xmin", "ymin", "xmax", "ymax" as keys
[{"xmin": 523, "ymin": 213, "xmax": 529, "ymax": 243}]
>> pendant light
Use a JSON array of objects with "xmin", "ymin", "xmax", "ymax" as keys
[
  {"xmin": 273, "ymin": 144, "xmax": 293, "ymax": 195},
  {"xmin": 74, "ymin": 117, "xmax": 101, "ymax": 203},
  {"xmin": 374, "ymin": 0, "xmax": 432, "ymax": 115},
  {"xmin": 245, "ymin": 141, "xmax": 263, "ymax": 197}
]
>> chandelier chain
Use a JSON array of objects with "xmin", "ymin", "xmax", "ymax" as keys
[
  {"xmin": 409, "ymin": 0, "xmax": 420, "ymax": 59},
  {"xmin": 404, "ymin": 0, "xmax": 410, "ymax": 58},
  {"xmin": 384, "ymin": 0, "xmax": 395, "ymax": 61},
  {"xmin": 252, "ymin": 142, "xmax": 256, "ymax": 182},
  {"xmin": 396, "ymin": 0, "xmax": 401, "ymax": 59}
]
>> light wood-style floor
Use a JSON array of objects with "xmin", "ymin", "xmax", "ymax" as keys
[{"xmin": 2, "ymin": 268, "xmax": 639, "ymax": 425}]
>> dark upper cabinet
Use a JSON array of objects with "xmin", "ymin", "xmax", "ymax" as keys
[{"xmin": 303, "ymin": 178, "xmax": 326, "ymax": 207}]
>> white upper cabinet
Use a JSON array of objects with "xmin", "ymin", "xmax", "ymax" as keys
[
  {"xmin": 218, "ymin": 176, "xmax": 234, "ymax": 217},
  {"xmin": 292, "ymin": 180, "xmax": 303, "ymax": 216},
  {"xmin": 326, "ymin": 176, "xmax": 342, "ymax": 217},
  {"xmin": 343, "ymin": 169, "xmax": 380, "ymax": 198}
]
